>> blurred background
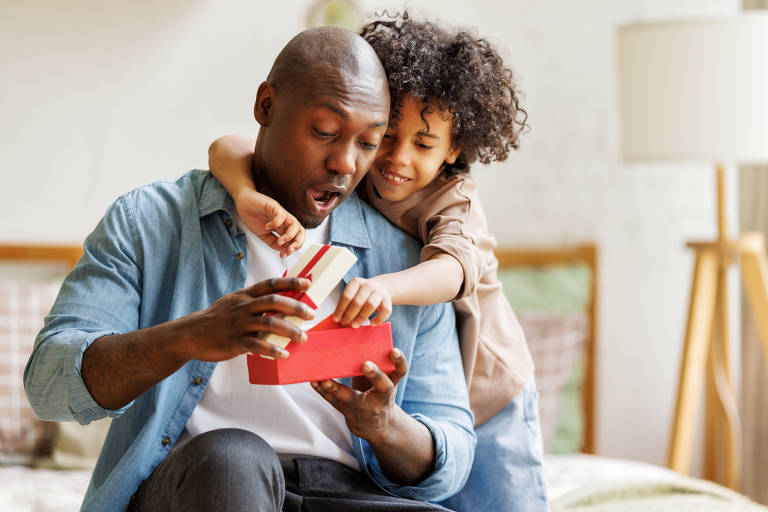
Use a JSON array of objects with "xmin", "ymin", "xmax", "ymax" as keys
[{"xmin": 2, "ymin": 0, "xmax": 767, "ymax": 507}]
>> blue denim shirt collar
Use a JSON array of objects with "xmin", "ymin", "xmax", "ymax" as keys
[
  {"xmin": 197, "ymin": 175, "xmax": 373, "ymax": 250},
  {"xmin": 197, "ymin": 174, "xmax": 235, "ymax": 218}
]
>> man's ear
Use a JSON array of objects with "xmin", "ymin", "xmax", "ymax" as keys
[
  {"xmin": 445, "ymin": 146, "xmax": 461, "ymax": 165},
  {"xmin": 254, "ymin": 81, "xmax": 276, "ymax": 126}
]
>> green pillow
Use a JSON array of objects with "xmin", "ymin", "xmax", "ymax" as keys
[
  {"xmin": 498, "ymin": 263, "xmax": 591, "ymax": 314},
  {"xmin": 498, "ymin": 263, "xmax": 592, "ymax": 453}
]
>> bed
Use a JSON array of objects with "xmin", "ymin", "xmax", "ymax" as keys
[{"xmin": 1, "ymin": 243, "xmax": 766, "ymax": 511}]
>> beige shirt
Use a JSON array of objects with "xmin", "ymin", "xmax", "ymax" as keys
[{"xmin": 364, "ymin": 174, "xmax": 534, "ymax": 426}]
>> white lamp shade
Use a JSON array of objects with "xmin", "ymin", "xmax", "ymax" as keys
[{"xmin": 619, "ymin": 14, "xmax": 768, "ymax": 163}]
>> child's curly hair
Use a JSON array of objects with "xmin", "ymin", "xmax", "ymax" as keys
[{"xmin": 359, "ymin": 11, "xmax": 528, "ymax": 175}]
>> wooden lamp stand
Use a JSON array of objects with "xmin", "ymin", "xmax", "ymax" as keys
[{"xmin": 667, "ymin": 164, "xmax": 768, "ymax": 490}]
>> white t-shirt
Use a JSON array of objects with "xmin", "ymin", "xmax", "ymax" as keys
[{"xmin": 180, "ymin": 214, "xmax": 359, "ymax": 469}]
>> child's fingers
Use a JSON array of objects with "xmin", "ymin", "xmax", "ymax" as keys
[
  {"xmin": 340, "ymin": 288, "xmax": 374, "ymax": 326},
  {"xmin": 333, "ymin": 279, "xmax": 361, "ymax": 322},
  {"xmin": 293, "ymin": 229, "xmax": 306, "ymax": 251},
  {"xmin": 352, "ymin": 296, "xmax": 381, "ymax": 328},
  {"xmin": 276, "ymin": 223, "xmax": 301, "ymax": 247},
  {"xmin": 369, "ymin": 300, "xmax": 392, "ymax": 325},
  {"xmin": 256, "ymin": 232, "xmax": 282, "ymax": 252},
  {"xmin": 264, "ymin": 210, "xmax": 287, "ymax": 231}
]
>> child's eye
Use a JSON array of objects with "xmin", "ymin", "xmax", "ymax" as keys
[
  {"xmin": 417, "ymin": 142, "xmax": 434, "ymax": 150},
  {"xmin": 382, "ymin": 134, "xmax": 395, "ymax": 140}
]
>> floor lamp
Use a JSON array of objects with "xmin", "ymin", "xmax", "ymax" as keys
[{"xmin": 618, "ymin": 15, "xmax": 768, "ymax": 490}]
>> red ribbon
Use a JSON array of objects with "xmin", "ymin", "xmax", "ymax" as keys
[{"xmin": 277, "ymin": 244, "xmax": 332, "ymax": 310}]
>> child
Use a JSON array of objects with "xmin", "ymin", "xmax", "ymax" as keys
[{"xmin": 209, "ymin": 13, "xmax": 547, "ymax": 511}]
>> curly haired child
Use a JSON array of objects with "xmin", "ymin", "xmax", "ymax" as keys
[{"xmin": 208, "ymin": 13, "xmax": 547, "ymax": 511}]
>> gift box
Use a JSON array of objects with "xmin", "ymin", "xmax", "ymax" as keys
[
  {"xmin": 260, "ymin": 243, "xmax": 357, "ymax": 357},
  {"xmin": 247, "ymin": 318, "xmax": 395, "ymax": 385}
]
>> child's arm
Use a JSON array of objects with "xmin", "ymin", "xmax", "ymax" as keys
[
  {"xmin": 335, "ymin": 175, "xmax": 487, "ymax": 327},
  {"xmin": 333, "ymin": 254, "xmax": 463, "ymax": 327},
  {"xmin": 209, "ymin": 135, "xmax": 306, "ymax": 257}
]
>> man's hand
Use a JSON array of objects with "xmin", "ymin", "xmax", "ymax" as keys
[
  {"xmin": 182, "ymin": 277, "xmax": 315, "ymax": 361},
  {"xmin": 332, "ymin": 277, "xmax": 392, "ymax": 328},
  {"xmin": 82, "ymin": 277, "xmax": 314, "ymax": 410},
  {"xmin": 311, "ymin": 349, "xmax": 435, "ymax": 484},
  {"xmin": 236, "ymin": 189, "xmax": 306, "ymax": 258},
  {"xmin": 311, "ymin": 348, "xmax": 406, "ymax": 441}
]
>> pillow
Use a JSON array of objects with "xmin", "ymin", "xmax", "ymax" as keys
[
  {"xmin": 517, "ymin": 311, "xmax": 588, "ymax": 452},
  {"xmin": 36, "ymin": 419, "xmax": 110, "ymax": 470},
  {"xmin": 0, "ymin": 282, "xmax": 61, "ymax": 465},
  {"xmin": 499, "ymin": 263, "xmax": 593, "ymax": 453}
]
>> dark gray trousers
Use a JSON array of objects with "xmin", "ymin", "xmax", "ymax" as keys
[{"xmin": 130, "ymin": 428, "xmax": 451, "ymax": 512}]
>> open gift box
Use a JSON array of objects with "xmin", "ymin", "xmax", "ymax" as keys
[{"xmin": 247, "ymin": 317, "xmax": 395, "ymax": 385}]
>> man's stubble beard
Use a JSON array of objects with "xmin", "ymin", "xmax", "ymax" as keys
[{"xmin": 250, "ymin": 166, "xmax": 326, "ymax": 230}]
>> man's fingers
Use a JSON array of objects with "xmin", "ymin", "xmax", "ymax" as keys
[
  {"xmin": 361, "ymin": 361, "xmax": 394, "ymax": 395},
  {"xmin": 246, "ymin": 294, "xmax": 315, "ymax": 321},
  {"xmin": 311, "ymin": 380, "xmax": 358, "ymax": 413},
  {"xmin": 246, "ymin": 315, "xmax": 308, "ymax": 343},
  {"xmin": 243, "ymin": 277, "xmax": 310, "ymax": 298},
  {"xmin": 243, "ymin": 337, "xmax": 290, "ymax": 359},
  {"xmin": 387, "ymin": 349, "xmax": 408, "ymax": 387}
]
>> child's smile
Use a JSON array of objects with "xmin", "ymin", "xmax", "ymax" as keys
[{"xmin": 369, "ymin": 96, "xmax": 460, "ymax": 202}]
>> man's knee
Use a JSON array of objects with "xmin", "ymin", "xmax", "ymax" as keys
[{"xmin": 183, "ymin": 428, "xmax": 281, "ymax": 478}]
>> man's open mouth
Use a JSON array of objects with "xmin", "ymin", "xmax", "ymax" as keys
[{"xmin": 307, "ymin": 187, "xmax": 343, "ymax": 215}]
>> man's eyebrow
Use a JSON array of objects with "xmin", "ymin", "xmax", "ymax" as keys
[
  {"xmin": 313, "ymin": 101, "xmax": 387, "ymax": 128},
  {"xmin": 314, "ymin": 101, "xmax": 348, "ymax": 119}
]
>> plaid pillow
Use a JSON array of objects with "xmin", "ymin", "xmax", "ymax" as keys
[
  {"xmin": 0, "ymin": 282, "xmax": 60, "ymax": 464},
  {"xmin": 518, "ymin": 311, "xmax": 589, "ymax": 451}
]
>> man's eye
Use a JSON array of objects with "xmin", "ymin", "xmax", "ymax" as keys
[
  {"xmin": 360, "ymin": 141, "xmax": 378, "ymax": 151},
  {"xmin": 314, "ymin": 127, "xmax": 334, "ymax": 138}
]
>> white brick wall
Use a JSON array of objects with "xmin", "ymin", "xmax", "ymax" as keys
[{"xmin": 0, "ymin": 0, "xmax": 741, "ymax": 470}]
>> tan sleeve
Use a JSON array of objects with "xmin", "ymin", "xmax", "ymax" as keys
[{"xmin": 418, "ymin": 177, "xmax": 487, "ymax": 301}]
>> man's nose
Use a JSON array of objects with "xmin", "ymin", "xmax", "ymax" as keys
[{"xmin": 327, "ymin": 141, "xmax": 356, "ymax": 175}]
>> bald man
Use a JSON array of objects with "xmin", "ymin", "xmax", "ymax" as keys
[{"xmin": 25, "ymin": 27, "xmax": 475, "ymax": 512}]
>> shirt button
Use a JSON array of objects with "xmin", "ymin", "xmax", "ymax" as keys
[
  {"xmin": 193, "ymin": 377, "xmax": 202, "ymax": 386},
  {"xmin": 224, "ymin": 219, "xmax": 233, "ymax": 228},
  {"xmin": 236, "ymin": 252, "xmax": 245, "ymax": 260},
  {"xmin": 161, "ymin": 436, "xmax": 171, "ymax": 446}
]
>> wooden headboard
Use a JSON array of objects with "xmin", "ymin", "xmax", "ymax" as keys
[
  {"xmin": 495, "ymin": 243, "xmax": 599, "ymax": 454},
  {"xmin": 0, "ymin": 244, "xmax": 83, "ymax": 269}
]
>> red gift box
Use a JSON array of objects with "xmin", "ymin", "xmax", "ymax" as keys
[{"xmin": 247, "ymin": 319, "xmax": 395, "ymax": 385}]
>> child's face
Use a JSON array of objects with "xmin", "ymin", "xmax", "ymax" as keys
[{"xmin": 369, "ymin": 96, "xmax": 460, "ymax": 202}]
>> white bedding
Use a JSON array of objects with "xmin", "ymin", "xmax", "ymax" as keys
[
  {"xmin": 0, "ymin": 454, "xmax": 765, "ymax": 511},
  {"xmin": 546, "ymin": 454, "xmax": 768, "ymax": 511}
]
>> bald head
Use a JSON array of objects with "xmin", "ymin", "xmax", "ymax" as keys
[
  {"xmin": 250, "ymin": 27, "xmax": 390, "ymax": 229},
  {"xmin": 267, "ymin": 26, "xmax": 387, "ymax": 96}
]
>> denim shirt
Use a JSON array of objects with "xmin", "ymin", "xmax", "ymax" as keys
[{"xmin": 24, "ymin": 170, "xmax": 475, "ymax": 512}]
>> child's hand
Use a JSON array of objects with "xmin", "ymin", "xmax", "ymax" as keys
[
  {"xmin": 333, "ymin": 277, "xmax": 392, "ymax": 328},
  {"xmin": 235, "ymin": 189, "xmax": 306, "ymax": 258}
]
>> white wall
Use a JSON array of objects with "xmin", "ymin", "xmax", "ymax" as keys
[{"xmin": 0, "ymin": 0, "xmax": 741, "ymax": 469}]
